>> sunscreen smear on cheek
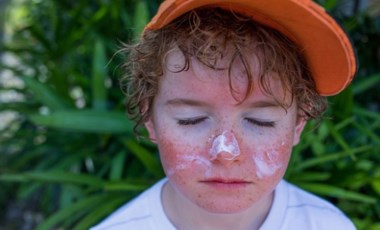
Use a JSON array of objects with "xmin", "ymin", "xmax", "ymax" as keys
[
  {"xmin": 253, "ymin": 150, "xmax": 283, "ymax": 179},
  {"xmin": 166, "ymin": 154, "xmax": 212, "ymax": 177}
]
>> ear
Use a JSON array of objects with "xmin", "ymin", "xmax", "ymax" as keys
[
  {"xmin": 145, "ymin": 118, "xmax": 157, "ymax": 144},
  {"xmin": 293, "ymin": 116, "xmax": 307, "ymax": 146}
]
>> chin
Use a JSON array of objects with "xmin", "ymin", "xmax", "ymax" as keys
[{"xmin": 195, "ymin": 199, "xmax": 254, "ymax": 214}]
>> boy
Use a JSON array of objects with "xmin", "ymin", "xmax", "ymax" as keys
[{"xmin": 93, "ymin": 0, "xmax": 357, "ymax": 229}]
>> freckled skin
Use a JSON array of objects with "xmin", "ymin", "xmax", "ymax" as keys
[
  {"xmin": 222, "ymin": 131, "xmax": 235, "ymax": 145},
  {"xmin": 145, "ymin": 49, "xmax": 306, "ymax": 227},
  {"xmin": 158, "ymin": 133, "xmax": 292, "ymax": 213}
]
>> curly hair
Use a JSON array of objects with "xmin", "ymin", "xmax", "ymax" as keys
[{"xmin": 121, "ymin": 8, "xmax": 327, "ymax": 134}]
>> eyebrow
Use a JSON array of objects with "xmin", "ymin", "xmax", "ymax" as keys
[
  {"xmin": 165, "ymin": 98, "xmax": 209, "ymax": 107},
  {"xmin": 166, "ymin": 98, "xmax": 282, "ymax": 108},
  {"xmin": 246, "ymin": 100, "xmax": 282, "ymax": 108}
]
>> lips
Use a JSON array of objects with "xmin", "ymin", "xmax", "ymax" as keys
[{"xmin": 200, "ymin": 178, "xmax": 252, "ymax": 189}]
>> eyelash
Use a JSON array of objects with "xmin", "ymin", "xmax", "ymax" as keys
[
  {"xmin": 177, "ymin": 117, "xmax": 275, "ymax": 127},
  {"xmin": 177, "ymin": 117, "xmax": 207, "ymax": 126},
  {"xmin": 245, "ymin": 118, "xmax": 276, "ymax": 128}
]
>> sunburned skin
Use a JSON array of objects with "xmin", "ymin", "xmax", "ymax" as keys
[
  {"xmin": 167, "ymin": 151, "xmax": 282, "ymax": 179},
  {"xmin": 167, "ymin": 131, "xmax": 240, "ymax": 177},
  {"xmin": 167, "ymin": 154, "xmax": 212, "ymax": 177},
  {"xmin": 209, "ymin": 131, "xmax": 241, "ymax": 161},
  {"xmin": 146, "ymin": 48, "xmax": 306, "ymax": 218},
  {"xmin": 253, "ymin": 150, "xmax": 283, "ymax": 179},
  {"xmin": 166, "ymin": 130, "xmax": 283, "ymax": 180}
]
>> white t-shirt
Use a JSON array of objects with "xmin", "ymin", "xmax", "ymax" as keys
[{"xmin": 91, "ymin": 178, "xmax": 356, "ymax": 230}]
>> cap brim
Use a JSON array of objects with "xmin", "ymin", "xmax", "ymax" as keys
[{"xmin": 146, "ymin": 0, "xmax": 357, "ymax": 96}]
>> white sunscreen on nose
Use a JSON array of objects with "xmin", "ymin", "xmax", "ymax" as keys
[{"xmin": 209, "ymin": 131, "xmax": 241, "ymax": 160}]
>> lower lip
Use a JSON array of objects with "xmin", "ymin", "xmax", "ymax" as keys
[{"xmin": 200, "ymin": 181, "xmax": 251, "ymax": 190}]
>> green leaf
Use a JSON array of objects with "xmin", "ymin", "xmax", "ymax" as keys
[
  {"xmin": 133, "ymin": 1, "xmax": 149, "ymax": 39},
  {"xmin": 294, "ymin": 145, "xmax": 372, "ymax": 171},
  {"xmin": 319, "ymin": 0, "xmax": 339, "ymax": 11},
  {"xmin": 352, "ymin": 73, "xmax": 380, "ymax": 95},
  {"xmin": 352, "ymin": 121, "xmax": 380, "ymax": 146},
  {"xmin": 92, "ymin": 39, "xmax": 108, "ymax": 111},
  {"xmin": 334, "ymin": 116, "xmax": 356, "ymax": 131},
  {"xmin": 29, "ymin": 171, "xmax": 105, "ymax": 187},
  {"xmin": 22, "ymin": 76, "xmax": 70, "ymax": 110},
  {"xmin": 18, "ymin": 183, "xmax": 42, "ymax": 200},
  {"xmin": 121, "ymin": 138, "xmax": 164, "ymax": 177},
  {"xmin": 329, "ymin": 87, "xmax": 353, "ymax": 120},
  {"xmin": 354, "ymin": 106, "xmax": 380, "ymax": 120},
  {"xmin": 1, "ymin": 171, "xmax": 104, "ymax": 187},
  {"xmin": 92, "ymin": 5, "xmax": 108, "ymax": 22},
  {"xmin": 103, "ymin": 181, "xmax": 148, "ymax": 191},
  {"xmin": 0, "ymin": 174, "xmax": 27, "ymax": 182},
  {"xmin": 326, "ymin": 120, "xmax": 356, "ymax": 160},
  {"xmin": 29, "ymin": 23, "xmax": 52, "ymax": 51},
  {"xmin": 59, "ymin": 185, "xmax": 84, "ymax": 209},
  {"xmin": 0, "ymin": 101, "xmax": 36, "ymax": 114},
  {"xmin": 36, "ymin": 194, "xmax": 112, "ymax": 230},
  {"xmin": 73, "ymin": 195, "xmax": 127, "ymax": 230},
  {"xmin": 298, "ymin": 182, "xmax": 377, "ymax": 203},
  {"xmin": 370, "ymin": 223, "xmax": 380, "ymax": 230},
  {"xmin": 109, "ymin": 151, "xmax": 127, "ymax": 181},
  {"xmin": 288, "ymin": 171, "xmax": 331, "ymax": 182},
  {"xmin": 29, "ymin": 110, "xmax": 134, "ymax": 134},
  {"xmin": 371, "ymin": 177, "xmax": 380, "ymax": 195}
]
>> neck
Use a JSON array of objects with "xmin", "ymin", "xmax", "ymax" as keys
[{"xmin": 162, "ymin": 182, "xmax": 274, "ymax": 230}]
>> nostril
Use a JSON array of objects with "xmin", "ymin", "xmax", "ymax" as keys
[{"xmin": 209, "ymin": 130, "xmax": 240, "ymax": 161}]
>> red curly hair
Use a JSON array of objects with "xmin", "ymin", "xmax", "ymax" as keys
[{"xmin": 120, "ymin": 8, "xmax": 327, "ymax": 133}]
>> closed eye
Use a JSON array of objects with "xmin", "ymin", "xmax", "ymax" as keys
[
  {"xmin": 245, "ymin": 118, "xmax": 275, "ymax": 128},
  {"xmin": 177, "ymin": 117, "xmax": 208, "ymax": 126}
]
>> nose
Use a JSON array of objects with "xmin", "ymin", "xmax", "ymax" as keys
[{"xmin": 209, "ymin": 131, "xmax": 241, "ymax": 163}]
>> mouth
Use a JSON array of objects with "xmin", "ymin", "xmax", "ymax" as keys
[{"xmin": 199, "ymin": 178, "xmax": 252, "ymax": 189}]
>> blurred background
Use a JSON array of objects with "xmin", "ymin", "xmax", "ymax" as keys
[{"xmin": 0, "ymin": 0, "xmax": 379, "ymax": 229}]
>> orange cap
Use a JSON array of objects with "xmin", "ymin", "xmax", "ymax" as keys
[{"xmin": 145, "ymin": 0, "xmax": 357, "ymax": 96}]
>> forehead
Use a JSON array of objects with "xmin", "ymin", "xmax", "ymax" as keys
[{"xmin": 162, "ymin": 47, "xmax": 291, "ymax": 104}]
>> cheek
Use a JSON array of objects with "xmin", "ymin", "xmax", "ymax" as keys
[
  {"xmin": 157, "ymin": 135, "xmax": 211, "ymax": 178},
  {"xmin": 249, "ymin": 124, "xmax": 297, "ymax": 179},
  {"xmin": 246, "ymin": 139, "xmax": 293, "ymax": 180},
  {"xmin": 158, "ymin": 139, "xmax": 176, "ymax": 174}
]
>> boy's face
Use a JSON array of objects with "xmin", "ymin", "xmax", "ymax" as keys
[{"xmin": 145, "ymin": 48, "xmax": 306, "ymax": 214}]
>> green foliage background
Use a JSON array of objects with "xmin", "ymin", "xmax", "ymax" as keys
[{"xmin": 0, "ymin": 0, "xmax": 379, "ymax": 229}]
